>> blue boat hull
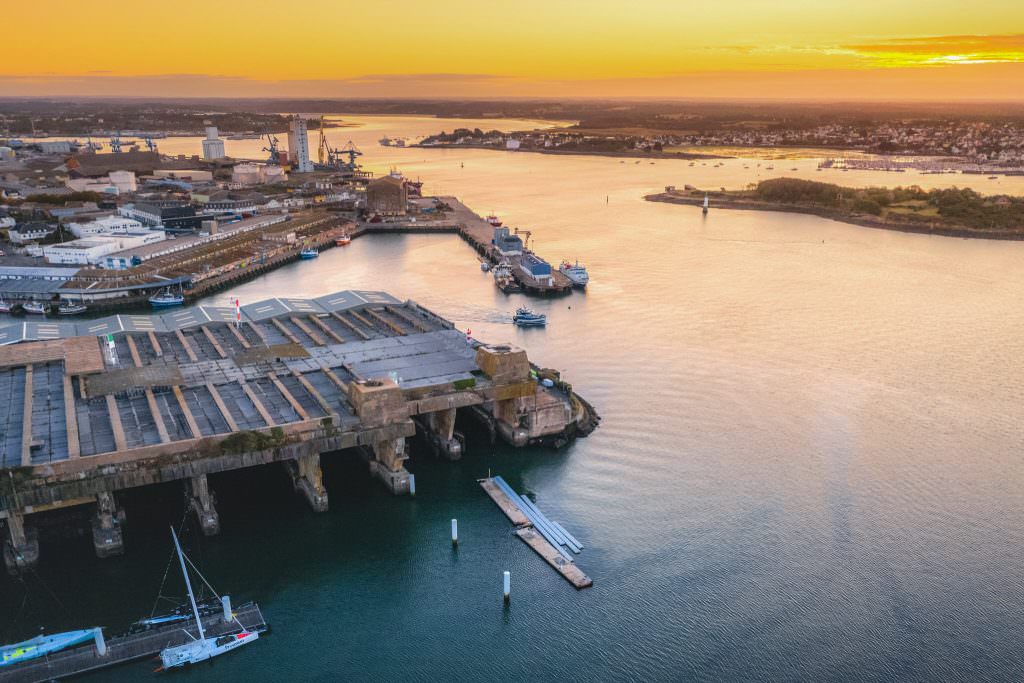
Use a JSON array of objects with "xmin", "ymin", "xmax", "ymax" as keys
[
  {"xmin": 149, "ymin": 299, "xmax": 184, "ymax": 308},
  {"xmin": 1, "ymin": 629, "xmax": 96, "ymax": 667}
]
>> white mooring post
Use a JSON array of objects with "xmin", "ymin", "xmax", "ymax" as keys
[
  {"xmin": 93, "ymin": 627, "xmax": 107, "ymax": 656},
  {"xmin": 503, "ymin": 571, "xmax": 511, "ymax": 603},
  {"xmin": 409, "ymin": 473, "xmax": 416, "ymax": 497},
  {"xmin": 222, "ymin": 595, "xmax": 232, "ymax": 622},
  {"xmin": 451, "ymin": 519, "xmax": 458, "ymax": 546}
]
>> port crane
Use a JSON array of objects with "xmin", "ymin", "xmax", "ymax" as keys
[
  {"xmin": 514, "ymin": 228, "xmax": 533, "ymax": 251},
  {"xmin": 143, "ymin": 136, "xmax": 158, "ymax": 153},
  {"xmin": 262, "ymin": 132, "xmax": 281, "ymax": 165},
  {"xmin": 109, "ymin": 133, "xmax": 122, "ymax": 154},
  {"xmin": 336, "ymin": 141, "xmax": 363, "ymax": 170}
]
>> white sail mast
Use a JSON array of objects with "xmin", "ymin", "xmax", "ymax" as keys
[{"xmin": 170, "ymin": 527, "xmax": 206, "ymax": 640}]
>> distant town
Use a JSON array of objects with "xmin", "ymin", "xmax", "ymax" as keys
[{"xmin": 0, "ymin": 115, "xmax": 434, "ymax": 315}]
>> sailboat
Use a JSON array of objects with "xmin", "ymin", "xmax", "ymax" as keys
[{"xmin": 158, "ymin": 528, "xmax": 261, "ymax": 670}]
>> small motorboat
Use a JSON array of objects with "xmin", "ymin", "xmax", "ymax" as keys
[
  {"xmin": 335, "ymin": 234, "xmax": 352, "ymax": 246},
  {"xmin": 22, "ymin": 302, "xmax": 46, "ymax": 315},
  {"xmin": 299, "ymin": 247, "xmax": 319, "ymax": 259},
  {"xmin": 0, "ymin": 300, "xmax": 10, "ymax": 314},
  {"xmin": 1, "ymin": 630, "xmax": 97, "ymax": 668},
  {"xmin": 149, "ymin": 287, "xmax": 184, "ymax": 308},
  {"xmin": 57, "ymin": 301, "xmax": 88, "ymax": 315},
  {"xmin": 513, "ymin": 307, "xmax": 547, "ymax": 327}
]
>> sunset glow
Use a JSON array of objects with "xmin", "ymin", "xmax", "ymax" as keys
[{"xmin": 2, "ymin": 1, "xmax": 1024, "ymax": 98}]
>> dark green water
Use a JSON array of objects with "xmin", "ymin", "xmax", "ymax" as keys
[{"xmin": 4, "ymin": 118, "xmax": 1024, "ymax": 680}]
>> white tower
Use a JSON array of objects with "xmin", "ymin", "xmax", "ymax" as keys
[
  {"xmin": 202, "ymin": 121, "xmax": 225, "ymax": 160},
  {"xmin": 287, "ymin": 116, "xmax": 313, "ymax": 172}
]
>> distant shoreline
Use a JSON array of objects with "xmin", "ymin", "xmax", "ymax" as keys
[
  {"xmin": 644, "ymin": 192, "xmax": 1024, "ymax": 241},
  {"xmin": 411, "ymin": 142, "xmax": 728, "ymax": 161}
]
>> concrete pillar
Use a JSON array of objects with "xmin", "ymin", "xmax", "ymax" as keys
[
  {"xmin": 187, "ymin": 474, "xmax": 220, "ymax": 536},
  {"xmin": 367, "ymin": 437, "xmax": 411, "ymax": 495},
  {"xmin": 287, "ymin": 453, "xmax": 329, "ymax": 512},
  {"xmin": 91, "ymin": 491, "xmax": 124, "ymax": 558},
  {"xmin": 426, "ymin": 407, "xmax": 462, "ymax": 460},
  {"xmin": 493, "ymin": 398, "xmax": 529, "ymax": 447},
  {"xmin": 3, "ymin": 511, "xmax": 39, "ymax": 574}
]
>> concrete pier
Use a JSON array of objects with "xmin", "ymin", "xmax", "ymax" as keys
[
  {"xmin": 187, "ymin": 474, "xmax": 220, "ymax": 536},
  {"xmin": 287, "ymin": 453, "xmax": 329, "ymax": 512},
  {"xmin": 0, "ymin": 290, "xmax": 595, "ymax": 568},
  {"xmin": 2, "ymin": 511, "xmax": 39, "ymax": 574}
]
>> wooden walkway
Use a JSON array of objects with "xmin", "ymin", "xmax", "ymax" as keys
[{"xmin": 0, "ymin": 603, "xmax": 268, "ymax": 683}]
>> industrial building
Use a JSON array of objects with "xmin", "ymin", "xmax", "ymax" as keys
[
  {"xmin": 42, "ymin": 232, "xmax": 166, "ymax": 265},
  {"xmin": 67, "ymin": 215, "xmax": 143, "ymax": 238},
  {"xmin": 202, "ymin": 121, "xmax": 226, "ymax": 160},
  {"xmin": 287, "ymin": 116, "xmax": 314, "ymax": 173},
  {"xmin": 366, "ymin": 175, "xmax": 408, "ymax": 215},
  {"xmin": 120, "ymin": 201, "xmax": 201, "ymax": 232}
]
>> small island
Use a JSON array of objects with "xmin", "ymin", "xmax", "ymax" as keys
[{"xmin": 646, "ymin": 178, "xmax": 1024, "ymax": 240}]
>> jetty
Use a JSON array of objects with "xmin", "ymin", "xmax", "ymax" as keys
[
  {"xmin": 0, "ymin": 602, "xmax": 267, "ymax": 683},
  {"xmin": 354, "ymin": 197, "xmax": 574, "ymax": 295},
  {"xmin": 0, "ymin": 290, "xmax": 596, "ymax": 572},
  {"xmin": 479, "ymin": 476, "xmax": 592, "ymax": 589}
]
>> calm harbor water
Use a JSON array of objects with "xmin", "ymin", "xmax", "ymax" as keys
[{"xmin": 3, "ymin": 117, "xmax": 1024, "ymax": 681}]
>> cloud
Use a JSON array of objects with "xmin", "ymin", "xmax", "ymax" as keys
[{"xmin": 842, "ymin": 33, "xmax": 1024, "ymax": 66}]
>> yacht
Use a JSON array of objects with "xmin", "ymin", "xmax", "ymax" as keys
[
  {"xmin": 558, "ymin": 260, "xmax": 589, "ymax": 287},
  {"xmin": 157, "ymin": 528, "xmax": 262, "ymax": 670}
]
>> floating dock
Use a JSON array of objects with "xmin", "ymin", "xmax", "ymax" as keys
[
  {"xmin": 0, "ymin": 602, "xmax": 267, "ymax": 683},
  {"xmin": 479, "ymin": 476, "xmax": 592, "ymax": 589}
]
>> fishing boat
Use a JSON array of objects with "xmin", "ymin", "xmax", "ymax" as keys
[
  {"xmin": 1, "ymin": 630, "xmax": 97, "ymax": 668},
  {"xmin": 558, "ymin": 260, "xmax": 589, "ymax": 287},
  {"xmin": 492, "ymin": 260, "xmax": 521, "ymax": 293},
  {"xmin": 335, "ymin": 233, "xmax": 352, "ymax": 246},
  {"xmin": 486, "ymin": 215, "xmax": 503, "ymax": 228},
  {"xmin": 57, "ymin": 301, "xmax": 88, "ymax": 315},
  {"xmin": 513, "ymin": 307, "xmax": 547, "ymax": 327},
  {"xmin": 299, "ymin": 247, "xmax": 319, "ymax": 259},
  {"xmin": 149, "ymin": 287, "xmax": 184, "ymax": 309},
  {"xmin": 158, "ymin": 528, "xmax": 261, "ymax": 670},
  {"xmin": 22, "ymin": 301, "xmax": 46, "ymax": 315}
]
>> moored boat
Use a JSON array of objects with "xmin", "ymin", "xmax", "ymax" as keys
[
  {"xmin": 22, "ymin": 301, "xmax": 46, "ymax": 315},
  {"xmin": 1, "ymin": 630, "xmax": 97, "ymax": 668},
  {"xmin": 0, "ymin": 300, "xmax": 10, "ymax": 314},
  {"xmin": 149, "ymin": 287, "xmax": 184, "ymax": 308},
  {"xmin": 558, "ymin": 260, "xmax": 589, "ymax": 287},
  {"xmin": 486, "ymin": 215, "xmax": 502, "ymax": 228},
  {"xmin": 335, "ymin": 233, "xmax": 352, "ymax": 246},
  {"xmin": 58, "ymin": 301, "xmax": 88, "ymax": 315},
  {"xmin": 299, "ymin": 247, "xmax": 319, "ymax": 259},
  {"xmin": 513, "ymin": 307, "xmax": 547, "ymax": 327},
  {"xmin": 158, "ymin": 528, "xmax": 262, "ymax": 670}
]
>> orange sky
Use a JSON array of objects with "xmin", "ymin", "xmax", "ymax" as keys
[{"xmin": 2, "ymin": 1, "xmax": 1023, "ymax": 99}]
